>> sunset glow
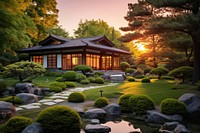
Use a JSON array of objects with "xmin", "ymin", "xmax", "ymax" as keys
[{"xmin": 136, "ymin": 43, "xmax": 147, "ymax": 52}]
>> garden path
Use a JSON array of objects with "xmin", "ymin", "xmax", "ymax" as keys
[{"xmin": 15, "ymin": 83, "xmax": 118, "ymax": 111}]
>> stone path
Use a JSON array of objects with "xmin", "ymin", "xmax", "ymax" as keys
[{"xmin": 16, "ymin": 83, "xmax": 118, "ymax": 111}]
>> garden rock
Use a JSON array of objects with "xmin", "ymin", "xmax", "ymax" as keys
[
  {"xmin": 174, "ymin": 124, "xmax": 188, "ymax": 133},
  {"xmin": 103, "ymin": 103, "xmax": 121, "ymax": 116},
  {"xmin": 21, "ymin": 122, "xmax": 43, "ymax": 133},
  {"xmin": 171, "ymin": 114, "xmax": 182, "ymax": 122},
  {"xmin": 90, "ymin": 119, "xmax": 100, "ymax": 124},
  {"xmin": 85, "ymin": 124, "xmax": 111, "ymax": 133},
  {"xmin": 178, "ymin": 93, "xmax": 200, "ymax": 119},
  {"xmin": 163, "ymin": 122, "xmax": 180, "ymax": 131},
  {"xmin": 16, "ymin": 93, "xmax": 38, "ymax": 104},
  {"xmin": 85, "ymin": 108, "xmax": 106, "ymax": 119},
  {"xmin": 146, "ymin": 111, "xmax": 171, "ymax": 124},
  {"xmin": 0, "ymin": 101, "xmax": 16, "ymax": 122},
  {"xmin": 15, "ymin": 83, "xmax": 35, "ymax": 94}
]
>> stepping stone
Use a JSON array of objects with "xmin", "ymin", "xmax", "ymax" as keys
[
  {"xmin": 31, "ymin": 103, "xmax": 42, "ymax": 106},
  {"xmin": 53, "ymin": 99, "xmax": 65, "ymax": 103},
  {"xmin": 39, "ymin": 99, "xmax": 52, "ymax": 103},
  {"xmin": 16, "ymin": 107, "xmax": 24, "ymax": 111},
  {"xmin": 19, "ymin": 105, "xmax": 40, "ymax": 109},
  {"xmin": 53, "ymin": 93, "xmax": 62, "ymax": 96},
  {"xmin": 59, "ymin": 96, "xmax": 68, "ymax": 99},
  {"xmin": 42, "ymin": 102, "xmax": 56, "ymax": 106},
  {"xmin": 49, "ymin": 96, "xmax": 64, "ymax": 99}
]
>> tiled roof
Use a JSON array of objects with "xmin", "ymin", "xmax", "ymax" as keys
[{"xmin": 19, "ymin": 35, "xmax": 130, "ymax": 54}]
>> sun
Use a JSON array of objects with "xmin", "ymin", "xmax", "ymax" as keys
[{"xmin": 137, "ymin": 43, "xmax": 147, "ymax": 52}]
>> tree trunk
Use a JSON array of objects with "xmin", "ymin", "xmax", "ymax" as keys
[{"xmin": 191, "ymin": 35, "xmax": 200, "ymax": 84}]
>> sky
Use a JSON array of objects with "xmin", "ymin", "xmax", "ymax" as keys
[{"xmin": 56, "ymin": 0, "xmax": 137, "ymax": 36}]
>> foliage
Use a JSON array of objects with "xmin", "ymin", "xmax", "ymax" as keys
[
  {"xmin": 65, "ymin": 82, "xmax": 76, "ymax": 88},
  {"xmin": 144, "ymin": 68, "xmax": 152, "ymax": 75},
  {"xmin": 73, "ymin": 65, "xmax": 93, "ymax": 75},
  {"xmin": 120, "ymin": 62, "xmax": 130, "ymax": 71},
  {"xmin": 18, "ymin": 53, "xmax": 29, "ymax": 61},
  {"xmin": 118, "ymin": 94, "xmax": 134, "ymax": 112},
  {"xmin": 68, "ymin": 92, "xmax": 86, "ymax": 102},
  {"xmin": 0, "ymin": 51, "xmax": 18, "ymax": 66},
  {"xmin": 160, "ymin": 76, "xmax": 175, "ymax": 80},
  {"xmin": 0, "ymin": 96, "xmax": 23, "ymax": 104},
  {"xmin": 36, "ymin": 106, "xmax": 81, "ymax": 133},
  {"xmin": 0, "ymin": 81, "xmax": 7, "ymax": 96},
  {"xmin": 75, "ymin": 73, "xmax": 86, "ymax": 82},
  {"xmin": 80, "ymin": 79, "xmax": 90, "ymax": 84},
  {"xmin": 125, "ymin": 68, "xmax": 135, "ymax": 74},
  {"xmin": 3, "ymin": 61, "xmax": 46, "ymax": 81},
  {"xmin": 63, "ymin": 71, "xmax": 77, "ymax": 81},
  {"xmin": 49, "ymin": 86, "xmax": 62, "ymax": 93},
  {"xmin": 150, "ymin": 67, "xmax": 169, "ymax": 79},
  {"xmin": 95, "ymin": 77, "xmax": 104, "ymax": 84},
  {"xmin": 49, "ymin": 82, "xmax": 66, "ymax": 90},
  {"xmin": 129, "ymin": 95, "xmax": 155, "ymax": 114},
  {"xmin": 94, "ymin": 71, "xmax": 104, "ymax": 76},
  {"xmin": 134, "ymin": 75, "xmax": 144, "ymax": 79},
  {"xmin": 127, "ymin": 77, "xmax": 135, "ymax": 82},
  {"xmin": 46, "ymin": 26, "xmax": 70, "ymax": 38},
  {"xmin": 161, "ymin": 98, "xmax": 187, "ymax": 116},
  {"xmin": 141, "ymin": 78, "xmax": 151, "ymax": 83},
  {"xmin": 168, "ymin": 66, "xmax": 193, "ymax": 82},
  {"xmin": 94, "ymin": 97, "xmax": 109, "ymax": 108},
  {"xmin": 2, "ymin": 116, "xmax": 33, "ymax": 133},
  {"xmin": 55, "ymin": 77, "xmax": 64, "ymax": 82},
  {"xmin": 87, "ymin": 77, "xmax": 96, "ymax": 83}
]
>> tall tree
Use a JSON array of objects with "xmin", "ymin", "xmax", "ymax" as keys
[
  {"xmin": 47, "ymin": 26, "xmax": 70, "ymax": 38},
  {"xmin": 145, "ymin": 0, "xmax": 200, "ymax": 83}
]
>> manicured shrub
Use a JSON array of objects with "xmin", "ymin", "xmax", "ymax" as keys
[
  {"xmin": 0, "ymin": 96, "xmax": 23, "ymax": 104},
  {"xmin": 80, "ymin": 79, "xmax": 90, "ymax": 84},
  {"xmin": 127, "ymin": 77, "xmax": 135, "ymax": 82},
  {"xmin": 65, "ymin": 82, "xmax": 76, "ymax": 88},
  {"xmin": 49, "ymin": 86, "xmax": 62, "ymax": 93},
  {"xmin": 94, "ymin": 71, "xmax": 104, "ymax": 76},
  {"xmin": 134, "ymin": 75, "xmax": 144, "ymax": 79},
  {"xmin": 129, "ymin": 95, "xmax": 155, "ymax": 114},
  {"xmin": 160, "ymin": 76, "xmax": 175, "ymax": 80},
  {"xmin": 125, "ymin": 68, "xmax": 135, "ymax": 74},
  {"xmin": 120, "ymin": 62, "xmax": 130, "ymax": 71},
  {"xmin": 130, "ymin": 64, "xmax": 137, "ymax": 69},
  {"xmin": 94, "ymin": 97, "xmax": 109, "ymax": 108},
  {"xmin": 68, "ymin": 92, "xmax": 86, "ymax": 102},
  {"xmin": 0, "ymin": 81, "xmax": 7, "ymax": 96},
  {"xmin": 87, "ymin": 77, "xmax": 95, "ymax": 83},
  {"xmin": 141, "ymin": 78, "xmax": 150, "ymax": 83},
  {"xmin": 63, "ymin": 71, "xmax": 77, "ymax": 81},
  {"xmin": 49, "ymin": 82, "xmax": 66, "ymax": 90},
  {"xmin": 75, "ymin": 73, "xmax": 86, "ymax": 82},
  {"xmin": 168, "ymin": 66, "xmax": 193, "ymax": 82},
  {"xmin": 144, "ymin": 68, "xmax": 152, "ymax": 75},
  {"xmin": 73, "ymin": 65, "xmax": 93, "ymax": 74},
  {"xmin": 55, "ymin": 77, "xmax": 63, "ymax": 82},
  {"xmin": 161, "ymin": 98, "xmax": 187, "ymax": 116},
  {"xmin": 36, "ymin": 106, "xmax": 81, "ymax": 133},
  {"xmin": 150, "ymin": 67, "xmax": 169, "ymax": 79},
  {"xmin": 3, "ymin": 116, "xmax": 33, "ymax": 133},
  {"xmin": 18, "ymin": 53, "xmax": 29, "ymax": 61},
  {"xmin": 44, "ymin": 72, "xmax": 63, "ymax": 77},
  {"xmin": 95, "ymin": 77, "xmax": 104, "ymax": 84},
  {"xmin": 118, "ymin": 94, "xmax": 134, "ymax": 112}
]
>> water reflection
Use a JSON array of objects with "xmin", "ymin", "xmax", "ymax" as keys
[{"xmin": 101, "ymin": 120, "xmax": 141, "ymax": 133}]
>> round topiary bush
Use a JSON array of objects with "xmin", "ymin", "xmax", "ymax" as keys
[
  {"xmin": 125, "ymin": 68, "xmax": 135, "ymax": 75},
  {"xmin": 65, "ymin": 82, "xmax": 76, "ymax": 88},
  {"xmin": 118, "ymin": 94, "xmax": 134, "ymax": 112},
  {"xmin": 95, "ymin": 77, "xmax": 104, "ymax": 84},
  {"xmin": 0, "ymin": 96, "xmax": 23, "ymax": 104},
  {"xmin": 0, "ymin": 81, "xmax": 7, "ymax": 96},
  {"xmin": 87, "ymin": 77, "xmax": 95, "ymax": 83},
  {"xmin": 141, "ymin": 78, "xmax": 150, "ymax": 83},
  {"xmin": 150, "ymin": 67, "xmax": 169, "ymax": 79},
  {"xmin": 161, "ymin": 98, "xmax": 188, "ymax": 116},
  {"xmin": 94, "ymin": 72, "xmax": 104, "ymax": 76},
  {"xmin": 134, "ymin": 75, "xmax": 144, "ymax": 79},
  {"xmin": 94, "ymin": 97, "xmax": 109, "ymax": 108},
  {"xmin": 129, "ymin": 95, "xmax": 155, "ymax": 114},
  {"xmin": 120, "ymin": 62, "xmax": 130, "ymax": 72},
  {"xmin": 80, "ymin": 79, "xmax": 90, "ymax": 84},
  {"xmin": 127, "ymin": 77, "xmax": 135, "ymax": 82},
  {"xmin": 144, "ymin": 68, "xmax": 152, "ymax": 75},
  {"xmin": 49, "ymin": 82, "xmax": 66, "ymax": 90},
  {"xmin": 63, "ymin": 71, "xmax": 77, "ymax": 81},
  {"xmin": 55, "ymin": 77, "xmax": 63, "ymax": 82},
  {"xmin": 160, "ymin": 76, "xmax": 175, "ymax": 80},
  {"xmin": 73, "ymin": 65, "xmax": 93, "ymax": 74},
  {"xmin": 3, "ymin": 116, "xmax": 33, "ymax": 133},
  {"xmin": 68, "ymin": 92, "xmax": 86, "ymax": 102},
  {"xmin": 36, "ymin": 106, "xmax": 81, "ymax": 133},
  {"xmin": 49, "ymin": 86, "xmax": 62, "ymax": 93},
  {"xmin": 75, "ymin": 73, "xmax": 86, "ymax": 82}
]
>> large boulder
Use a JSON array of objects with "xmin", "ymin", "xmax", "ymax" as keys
[
  {"xmin": 85, "ymin": 124, "xmax": 111, "ymax": 133},
  {"xmin": 15, "ymin": 83, "xmax": 35, "ymax": 94},
  {"xmin": 0, "ymin": 101, "xmax": 16, "ymax": 123},
  {"xmin": 174, "ymin": 124, "xmax": 189, "ymax": 133},
  {"xmin": 16, "ymin": 93, "xmax": 38, "ymax": 104},
  {"xmin": 103, "ymin": 103, "xmax": 121, "ymax": 116},
  {"xmin": 21, "ymin": 123, "xmax": 43, "ymax": 133},
  {"xmin": 85, "ymin": 109, "xmax": 106, "ymax": 120},
  {"xmin": 178, "ymin": 93, "xmax": 200, "ymax": 119}
]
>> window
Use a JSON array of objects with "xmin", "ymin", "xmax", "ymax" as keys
[
  {"xmin": 72, "ymin": 54, "xmax": 82, "ymax": 68},
  {"xmin": 62, "ymin": 54, "xmax": 71, "ymax": 70},
  {"xmin": 32, "ymin": 56, "xmax": 43, "ymax": 65},
  {"xmin": 113, "ymin": 57, "xmax": 120, "ymax": 70},
  {"xmin": 48, "ymin": 54, "xmax": 57, "ymax": 68},
  {"xmin": 102, "ymin": 56, "xmax": 112, "ymax": 70},
  {"xmin": 86, "ymin": 54, "xmax": 100, "ymax": 69}
]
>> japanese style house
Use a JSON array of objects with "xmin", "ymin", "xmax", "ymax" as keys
[{"xmin": 19, "ymin": 35, "xmax": 130, "ymax": 70}]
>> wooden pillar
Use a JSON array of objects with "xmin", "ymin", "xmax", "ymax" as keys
[
  {"xmin": 111, "ymin": 52, "xmax": 114, "ymax": 70},
  {"xmin": 100, "ymin": 51, "xmax": 102, "ymax": 70},
  {"xmin": 82, "ymin": 48, "xmax": 86, "ymax": 65}
]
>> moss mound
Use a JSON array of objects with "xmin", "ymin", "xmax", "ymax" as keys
[
  {"xmin": 94, "ymin": 97, "xmax": 109, "ymax": 108},
  {"xmin": 68, "ymin": 92, "xmax": 86, "ymax": 102},
  {"xmin": 118, "ymin": 94, "xmax": 134, "ymax": 112}
]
